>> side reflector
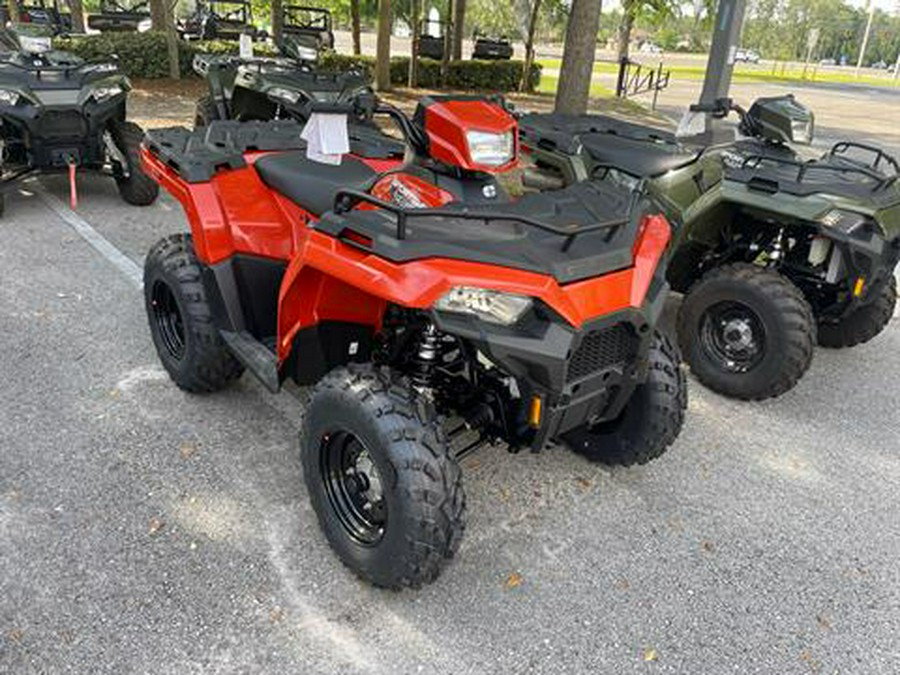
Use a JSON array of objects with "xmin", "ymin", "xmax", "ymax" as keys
[
  {"xmin": 529, "ymin": 396, "xmax": 542, "ymax": 428},
  {"xmin": 853, "ymin": 277, "xmax": 866, "ymax": 297}
]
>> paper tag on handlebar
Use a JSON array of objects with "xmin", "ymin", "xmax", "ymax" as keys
[
  {"xmin": 239, "ymin": 33, "xmax": 253, "ymax": 59},
  {"xmin": 301, "ymin": 113, "xmax": 350, "ymax": 166},
  {"xmin": 676, "ymin": 111, "xmax": 706, "ymax": 138}
]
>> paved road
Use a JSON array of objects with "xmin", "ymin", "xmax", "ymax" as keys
[{"xmin": 1, "ymin": 152, "xmax": 899, "ymax": 673}]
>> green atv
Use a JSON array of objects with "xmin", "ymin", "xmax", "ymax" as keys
[{"xmin": 520, "ymin": 95, "xmax": 900, "ymax": 400}]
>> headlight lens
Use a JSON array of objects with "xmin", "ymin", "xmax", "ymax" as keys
[
  {"xmin": 466, "ymin": 130, "xmax": 514, "ymax": 167},
  {"xmin": 91, "ymin": 85, "xmax": 123, "ymax": 102},
  {"xmin": 137, "ymin": 18, "xmax": 153, "ymax": 33},
  {"xmin": 819, "ymin": 209, "xmax": 867, "ymax": 234},
  {"xmin": 790, "ymin": 119, "xmax": 813, "ymax": 144},
  {"xmin": 296, "ymin": 46, "xmax": 319, "ymax": 62},
  {"xmin": 0, "ymin": 89, "xmax": 20, "ymax": 106},
  {"xmin": 434, "ymin": 286, "xmax": 532, "ymax": 325},
  {"xmin": 269, "ymin": 87, "xmax": 301, "ymax": 104}
]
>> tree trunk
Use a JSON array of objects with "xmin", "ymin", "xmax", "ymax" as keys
[
  {"xmin": 451, "ymin": 0, "xmax": 466, "ymax": 61},
  {"xmin": 68, "ymin": 0, "xmax": 85, "ymax": 33},
  {"xmin": 374, "ymin": 0, "xmax": 392, "ymax": 91},
  {"xmin": 616, "ymin": 9, "xmax": 634, "ymax": 62},
  {"xmin": 519, "ymin": 0, "xmax": 542, "ymax": 92},
  {"xmin": 149, "ymin": 0, "xmax": 166, "ymax": 31},
  {"xmin": 351, "ymin": 0, "xmax": 361, "ymax": 55},
  {"xmin": 6, "ymin": 0, "xmax": 18, "ymax": 23},
  {"xmin": 408, "ymin": 0, "xmax": 420, "ymax": 87},
  {"xmin": 164, "ymin": 0, "xmax": 180, "ymax": 79},
  {"xmin": 554, "ymin": 0, "xmax": 602, "ymax": 115},
  {"xmin": 441, "ymin": 14, "xmax": 451, "ymax": 83},
  {"xmin": 271, "ymin": 0, "xmax": 284, "ymax": 44}
]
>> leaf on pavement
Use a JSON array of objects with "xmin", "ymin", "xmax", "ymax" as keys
[
  {"xmin": 148, "ymin": 517, "xmax": 164, "ymax": 536},
  {"xmin": 643, "ymin": 647, "xmax": 658, "ymax": 662},
  {"xmin": 179, "ymin": 441, "xmax": 197, "ymax": 459},
  {"xmin": 504, "ymin": 572, "xmax": 523, "ymax": 589}
]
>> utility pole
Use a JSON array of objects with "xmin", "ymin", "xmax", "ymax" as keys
[{"xmin": 855, "ymin": 0, "xmax": 876, "ymax": 77}]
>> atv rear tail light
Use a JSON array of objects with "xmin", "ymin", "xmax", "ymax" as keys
[
  {"xmin": 465, "ymin": 130, "xmax": 514, "ymax": 167},
  {"xmin": 435, "ymin": 286, "xmax": 532, "ymax": 325},
  {"xmin": 0, "ymin": 89, "xmax": 20, "ymax": 106}
]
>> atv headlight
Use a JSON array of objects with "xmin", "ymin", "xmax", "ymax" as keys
[
  {"xmin": 466, "ymin": 130, "xmax": 514, "ymax": 167},
  {"xmin": 295, "ymin": 46, "xmax": 319, "ymax": 62},
  {"xmin": 91, "ymin": 85, "xmax": 123, "ymax": 103},
  {"xmin": 819, "ymin": 209, "xmax": 867, "ymax": 234},
  {"xmin": 790, "ymin": 119, "xmax": 813, "ymax": 144},
  {"xmin": 0, "ymin": 89, "xmax": 19, "ymax": 106},
  {"xmin": 137, "ymin": 18, "xmax": 153, "ymax": 33},
  {"xmin": 434, "ymin": 287, "xmax": 532, "ymax": 325},
  {"xmin": 269, "ymin": 87, "xmax": 301, "ymax": 104}
]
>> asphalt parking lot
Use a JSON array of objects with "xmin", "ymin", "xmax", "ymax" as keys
[{"xmin": 2, "ymin": 133, "xmax": 900, "ymax": 674}]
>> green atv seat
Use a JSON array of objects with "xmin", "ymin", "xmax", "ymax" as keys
[
  {"xmin": 255, "ymin": 151, "xmax": 376, "ymax": 216},
  {"xmin": 580, "ymin": 133, "xmax": 700, "ymax": 178}
]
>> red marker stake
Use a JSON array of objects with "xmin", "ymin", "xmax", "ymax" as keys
[{"xmin": 69, "ymin": 162, "xmax": 78, "ymax": 210}]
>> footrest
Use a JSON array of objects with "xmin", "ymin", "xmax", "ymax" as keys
[{"xmin": 220, "ymin": 330, "xmax": 280, "ymax": 393}]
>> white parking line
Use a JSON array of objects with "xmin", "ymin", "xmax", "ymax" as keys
[{"xmin": 35, "ymin": 186, "xmax": 143, "ymax": 290}]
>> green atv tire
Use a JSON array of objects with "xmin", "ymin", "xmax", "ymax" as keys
[
  {"xmin": 111, "ymin": 120, "xmax": 160, "ymax": 207},
  {"xmin": 144, "ymin": 234, "xmax": 244, "ymax": 393},
  {"xmin": 300, "ymin": 364, "xmax": 466, "ymax": 589},
  {"xmin": 677, "ymin": 263, "xmax": 816, "ymax": 400},
  {"xmin": 818, "ymin": 276, "xmax": 897, "ymax": 349},
  {"xmin": 563, "ymin": 331, "xmax": 687, "ymax": 466}
]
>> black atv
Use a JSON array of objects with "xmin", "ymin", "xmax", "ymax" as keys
[
  {"xmin": 520, "ymin": 96, "xmax": 900, "ymax": 400},
  {"xmin": 179, "ymin": 0, "xmax": 267, "ymax": 42},
  {"xmin": 418, "ymin": 18, "xmax": 450, "ymax": 61},
  {"xmin": 87, "ymin": 0, "xmax": 151, "ymax": 33},
  {"xmin": 281, "ymin": 5, "xmax": 334, "ymax": 54},
  {"xmin": 472, "ymin": 31, "xmax": 513, "ymax": 61},
  {"xmin": 191, "ymin": 52, "xmax": 405, "ymax": 159},
  {"xmin": 0, "ymin": 24, "xmax": 158, "ymax": 214}
]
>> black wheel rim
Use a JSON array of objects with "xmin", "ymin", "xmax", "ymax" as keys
[
  {"xmin": 320, "ymin": 431, "xmax": 387, "ymax": 546},
  {"xmin": 699, "ymin": 300, "xmax": 766, "ymax": 373},
  {"xmin": 151, "ymin": 280, "xmax": 186, "ymax": 361}
]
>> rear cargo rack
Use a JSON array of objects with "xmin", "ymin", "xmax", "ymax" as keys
[
  {"xmin": 828, "ymin": 141, "xmax": 900, "ymax": 177},
  {"xmin": 333, "ymin": 188, "xmax": 632, "ymax": 252},
  {"xmin": 739, "ymin": 153, "xmax": 897, "ymax": 192}
]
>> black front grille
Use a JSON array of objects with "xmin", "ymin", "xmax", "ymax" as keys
[
  {"xmin": 567, "ymin": 323, "xmax": 637, "ymax": 382},
  {"xmin": 37, "ymin": 111, "xmax": 87, "ymax": 139}
]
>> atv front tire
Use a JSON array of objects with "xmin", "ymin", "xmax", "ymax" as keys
[
  {"xmin": 194, "ymin": 96, "xmax": 219, "ymax": 127},
  {"xmin": 818, "ymin": 276, "xmax": 897, "ymax": 348},
  {"xmin": 144, "ymin": 234, "xmax": 244, "ymax": 393},
  {"xmin": 563, "ymin": 331, "xmax": 686, "ymax": 466},
  {"xmin": 110, "ymin": 120, "xmax": 159, "ymax": 207},
  {"xmin": 300, "ymin": 365, "xmax": 466, "ymax": 589},
  {"xmin": 677, "ymin": 263, "xmax": 815, "ymax": 400}
]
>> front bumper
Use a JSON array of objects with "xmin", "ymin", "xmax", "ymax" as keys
[{"xmin": 433, "ymin": 274, "xmax": 669, "ymax": 451}]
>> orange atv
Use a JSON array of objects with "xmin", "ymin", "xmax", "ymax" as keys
[{"xmin": 139, "ymin": 96, "xmax": 686, "ymax": 589}]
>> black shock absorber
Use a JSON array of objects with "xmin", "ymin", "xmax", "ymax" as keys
[{"xmin": 411, "ymin": 323, "xmax": 440, "ymax": 390}]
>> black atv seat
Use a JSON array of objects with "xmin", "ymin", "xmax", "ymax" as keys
[
  {"xmin": 254, "ymin": 151, "xmax": 377, "ymax": 216},
  {"xmin": 580, "ymin": 133, "xmax": 700, "ymax": 178}
]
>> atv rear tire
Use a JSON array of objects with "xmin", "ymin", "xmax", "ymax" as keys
[
  {"xmin": 563, "ymin": 331, "xmax": 686, "ymax": 466},
  {"xmin": 677, "ymin": 263, "xmax": 815, "ymax": 400},
  {"xmin": 110, "ymin": 121, "xmax": 159, "ymax": 207},
  {"xmin": 144, "ymin": 234, "xmax": 244, "ymax": 393},
  {"xmin": 818, "ymin": 276, "xmax": 897, "ymax": 349},
  {"xmin": 300, "ymin": 364, "xmax": 466, "ymax": 589},
  {"xmin": 194, "ymin": 96, "xmax": 219, "ymax": 127}
]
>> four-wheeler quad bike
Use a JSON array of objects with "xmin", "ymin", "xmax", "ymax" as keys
[
  {"xmin": 281, "ymin": 5, "xmax": 334, "ymax": 54},
  {"xmin": 139, "ymin": 95, "xmax": 687, "ymax": 588},
  {"xmin": 519, "ymin": 95, "xmax": 900, "ymax": 400},
  {"xmin": 87, "ymin": 0, "xmax": 151, "ymax": 33},
  {"xmin": 2, "ymin": 0, "xmax": 72, "ymax": 35},
  {"xmin": 0, "ymin": 24, "xmax": 158, "ymax": 215},
  {"xmin": 472, "ymin": 31, "xmax": 513, "ymax": 61},
  {"xmin": 191, "ymin": 52, "xmax": 406, "ymax": 160},
  {"xmin": 418, "ymin": 18, "xmax": 450, "ymax": 61},
  {"xmin": 179, "ymin": 0, "xmax": 266, "ymax": 41}
]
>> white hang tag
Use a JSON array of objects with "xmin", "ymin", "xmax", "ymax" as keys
[
  {"xmin": 239, "ymin": 33, "xmax": 254, "ymax": 59},
  {"xmin": 676, "ymin": 110, "xmax": 706, "ymax": 138},
  {"xmin": 301, "ymin": 113, "xmax": 350, "ymax": 166}
]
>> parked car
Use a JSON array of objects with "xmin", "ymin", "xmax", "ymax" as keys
[
  {"xmin": 735, "ymin": 48, "xmax": 760, "ymax": 64},
  {"xmin": 639, "ymin": 41, "xmax": 662, "ymax": 55}
]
